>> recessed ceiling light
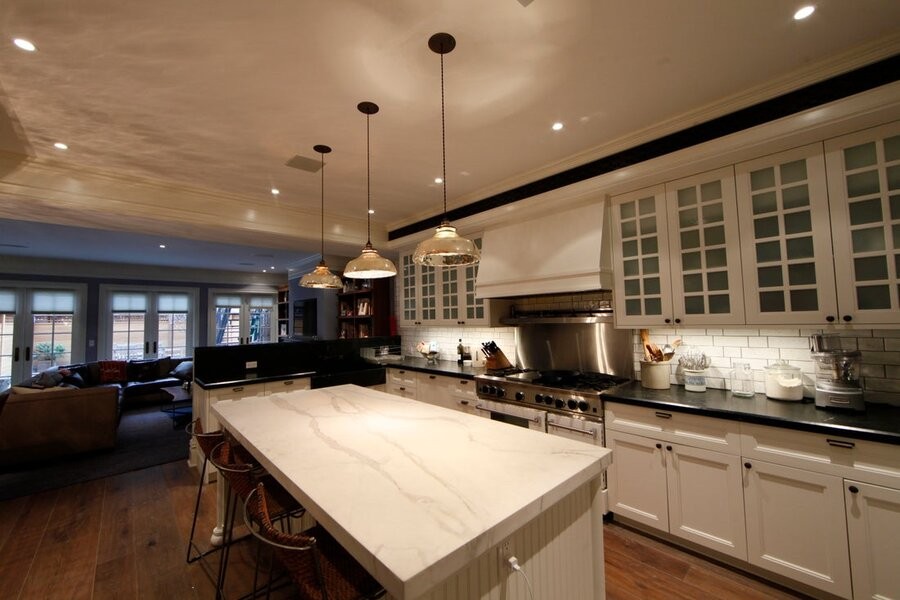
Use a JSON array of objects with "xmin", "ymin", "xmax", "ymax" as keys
[
  {"xmin": 159, "ymin": 244, "xmax": 166, "ymax": 249},
  {"xmin": 434, "ymin": 177, "xmax": 443, "ymax": 184},
  {"xmin": 270, "ymin": 265, "xmax": 275, "ymax": 269},
  {"xmin": 368, "ymin": 209, "xmax": 375, "ymax": 214},
  {"xmin": 262, "ymin": 269, "xmax": 268, "ymax": 273},
  {"xmin": 794, "ymin": 5, "xmax": 815, "ymax": 19},
  {"xmin": 53, "ymin": 142, "xmax": 68, "ymax": 150},
  {"xmin": 13, "ymin": 38, "xmax": 36, "ymax": 52},
  {"xmin": 271, "ymin": 188, "xmax": 280, "ymax": 196},
  {"xmin": 552, "ymin": 122, "xmax": 564, "ymax": 131}
]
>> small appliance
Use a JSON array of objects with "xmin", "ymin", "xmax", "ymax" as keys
[{"xmin": 809, "ymin": 335, "xmax": 865, "ymax": 411}]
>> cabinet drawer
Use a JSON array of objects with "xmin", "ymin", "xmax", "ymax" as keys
[
  {"xmin": 451, "ymin": 378, "xmax": 476, "ymax": 398},
  {"xmin": 264, "ymin": 377, "xmax": 310, "ymax": 394},
  {"xmin": 387, "ymin": 368, "xmax": 417, "ymax": 388},
  {"xmin": 417, "ymin": 372, "xmax": 453, "ymax": 390},
  {"xmin": 741, "ymin": 423, "xmax": 900, "ymax": 488},
  {"xmin": 604, "ymin": 402, "xmax": 741, "ymax": 455}
]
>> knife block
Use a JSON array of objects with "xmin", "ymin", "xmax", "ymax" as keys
[{"xmin": 485, "ymin": 350, "xmax": 512, "ymax": 370}]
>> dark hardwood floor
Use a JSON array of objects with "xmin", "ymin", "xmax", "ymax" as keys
[{"xmin": 0, "ymin": 460, "xmax": 809, "ymax": 599}]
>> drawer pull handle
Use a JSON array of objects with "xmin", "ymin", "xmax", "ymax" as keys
[
  {"xmin": 744, "ymin": 462, "xmax": 752, "ymax": 469},
  {"xmin": 283, "ymin": 380, "xmax": 293, "ymax": 386},
  {"xmin": 666, "ymin": 445, "xmax": 672, "ymax": 451},
  {"xmin": 826, "ymin": 439, "xmax": 855, "ymax": 449},
  {"xmin": 233, "ymin": 386, "xmax": 244, "ymax": 392},
  {"xmin": 429, "ymin": 375, "xmax": 436, "ymax": 379},
  {"xmin": 655, "ymin": 411, "xmax": 672, "ymax": 419},
  {"xmin": 655, "ymin": 443, "xmax": 662, "ymax": 449},
  {"xmin": 459, "ymin": 399, "xmax": 469, "ymax": 405},
  {"xmin": 848, "ymin": 485, "xmax": 859, "ymax": 494},
  {"xmin": 399, "ymin": 387, "xmax": 406, "ymax": 391},
  {"xmin": 459, "ymin": 380, "xmax": 468, "ymax": 385}
]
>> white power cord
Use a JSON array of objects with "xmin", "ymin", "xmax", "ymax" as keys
[{"xmin": 507, "ymin": 556, "xmax": 536, "ymax": 600}]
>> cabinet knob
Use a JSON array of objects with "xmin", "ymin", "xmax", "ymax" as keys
[
  {"xmin": 666, "ymin": 445, "xmax": 672, "ymax": 451},
  {"xmin": 664, "ymin": 318, "xmax": 671, "ymax": 324},
  {"xmin": 842, "ymin": 315, "xmax": 852, "ymax": 322},
  {"xmin": 674, "ymin": 318, "xmax": 681, "ymax": 324},
  {"xmin": 429, "ymin": 375, "xmax": 436, "ymax": 379},
  {"xmin": 848, "ymin": 485, "xmax": 859, "ymax": 494},
  {"xmin": 744, "ymin": 462, "xmax": 752, "ymax": 469},
  {"xmin": 826, "ymin": 315, "xmax": 835, "ymax": 323},
  {"xmin": 655, "ymin": 443, "xmax": 662, "ymax": 449}
]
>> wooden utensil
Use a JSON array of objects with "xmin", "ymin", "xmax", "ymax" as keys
[{"xmin": 640, "ymin": 329, "xmax": 653, "ymax": 361}]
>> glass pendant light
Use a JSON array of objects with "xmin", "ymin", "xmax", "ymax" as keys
[
  {"xmin": 344, "ymin": 101, "xmax": 398, "ymax": 279},
  {"xmin": 412, "ymin": 32, "xmax": 481, "ymax": 267},
  {"xmin": 300, "ymin": 144, "xmax": 344, "ymax": 289}
]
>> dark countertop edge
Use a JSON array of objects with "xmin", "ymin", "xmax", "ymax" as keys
[
  {"xmin": 604, "ymin": 388, "xmax": 900, "ymax": 446},
  {"xmin": 195, "ymin": 371, "xmax": 317, "ymax": 390},
  {"xmin": 367, "ymin": 357, "xmax": 485, "ymax": 380}
]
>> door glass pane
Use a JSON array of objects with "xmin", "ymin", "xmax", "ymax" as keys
[
  {"xmin": 644, "ymin": 277, "xmax": 660, "ymax": 295},
  {"xmin": 754, "ymin": 216, "xmax": 779, "ymax": 239},
  {"xmin": 638, "ymin": 196, "xmax": 655, "ymax": 215},
  {"xmin": 701, "ymin": 203, "xmax": 724, "ymax": 224},
  {"xmin": 249, "ymin": 307, "xmax": 272, "ymax": 343},
  {"xmin": 680, "ymin": 230, "xmax": 700, "ymax": 249},
  {"xmin": 849, "ymin": 198, "xmax": 884, "ymax": 225},
  {"xmin": 215, "ymin": 307, "xmax": 241, "ymax": 345},
  {"xmin": 642, "ymin": 256, "xmax": 659, "ymax": 274},
  {"xmin": 625, "ymin": 299, "xmax": 641, "ymax": 316},
  {"xmin": 0, "ymin": 313, "xmax": 14, "ymax": 392},
  {"xmin": 700, "ymin": 180, "xmax": 722, "ymax": 201},
  {"xmin": 844, "ymin": 142, "xmax": 876, "ymax": 170},
  {"xmin": 752, "ymin": 191, "xmax": 777, "ymax": 215},
  {"xmin": 785, "ymin": 237, "xmax": 814, "ymax": 259},
  {"xmin": 756, "ymin": 241, "xmax": 781, "ymax": 263},
  {"xmin": 894, "ymin": 224, "xmax": 900, "ymax": 249},
  {"xmin": 846, "ymin": 171, "xmax": 880, "ymax": 198},
  {"xmin": 779, "ymin": 159, "xmax": 807, "ymax": 184},
  {"xmin": 707, "ymin": 271, "xmax": 728, "ymax": 291},
  {"xmin": 622, "ymin": 240, "xmax": 638, "ymax": 257},
  {"xmin": 32, "ymin": 313, "xmax": 73, "ymax": 373},
  {"xmin": 620, "ymin": 202, "xmax": 635, "ymax": 219},
  {"xmin": 641, "ymin": 237, "xmax": 658, "ymax": 254},
  {"xmin": 884, "ymin": 135, "xmax": 900, "ymax": 161},
  {"xmin": 706, "ymin": 248, "xmax": 726, "ymax": 268},
  {"xmin": 684, "ymin": 296, "xmax": 705, "ymax": 314},
  {"xmin": 854, "ymin": 256, "xmax": 888, "ymax": 281},
  {"xmin": 891, "ymin": 194, "xmax": 900, "ymax": 219},
  {"xmin": 644, "ymin": 297, "xmax": 662, "ymax": 315},
  {"xmin": 677, "ymin": 188, "xmax": 696, "ymax": 207},
  {"xmin": 621, "ymin": 220, "xmax": 637, "ymax": 238},
  {"xmin": 682, "ymin": 251, "xmax": 701, "ymax": 270},
  {"xmin": 783, "ymin": 211, "xmax": 812, "ymax": 235},
  {"xmin": 787, "ymin": 263, "xmax": 817, "ymax": 285},
  {"xmin": 679, "ymin": 208, "xmax": 698, "ymax": 228},
  {"xmin": 789, "ymin": 290, "xmax": 818, "ymax": 311},
  {"xmin": 158, "ymin": 312, "xmax": 188, "ymax": 358},
  {"xmin": 708, "ymin": 295, "xmax": 731, "ymax": 314},
  {"xmin": 704, "ymin": 225, "xmax": 725, "ymax": 246},
  {"xmin": 757, "ymin": 266, "xmax": 783, "ymax": 287},
  {"xmin": 887, "ymin": 165, "xmax": 900, "ymax": 191},
  {"xmin": 112, "ymin": 312, "xmax": 145, "ymax": 360},
  {"xmin": 750, "ymin": 167, "xmax": 775, "ymax": 191},
  {"xmin": 782, "ymin": 185, "xmax": 810, "ymax": 209},
  {"xmin": 683, "ymin": 273, "xmax": 703, "ymax": 293},
  {"xmin": 856, "ymin": 285, "xmax": 891, "ymax": 310},
  {"xmin": 639, "ymin": 216, "xmax": 657, "ymax": 235},
  {"xmin": 624, "ymin": 279, "xmax": 640, "ymax": 297},
  {"xmin": 851, "ymin": 228, "xmax": 886, "ymax": 253},
  {"xmin": 623, "ymin": 259, "xmax": 639, "ymax": 277},
  {"xmin": 760, "ymin": 291, "xmax": 786, "ymax": 312}
]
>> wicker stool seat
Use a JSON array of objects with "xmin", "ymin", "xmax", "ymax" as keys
[{"xmin": 245, "ymin": 482, "xmax": 385, "ymax": 600}]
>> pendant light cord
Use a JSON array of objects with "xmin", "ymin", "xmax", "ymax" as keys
[
  {"xmin": 440, "ymin": 51, "xmax": 448, "ymax": 220},
  {"xmin": 319, "ymin": 150, "xmax": 325, "ymax": 259},
  {"xmin": 366, "ymin": 113, "xmax": 372, "ymax": 245}
]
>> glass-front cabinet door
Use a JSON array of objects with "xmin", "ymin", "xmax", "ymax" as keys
[
  {"xmin": 825, "ymin": 121, "xmax": 900, "ymax": 325},
  {"xmin": 611, "ymin": 185, "xmax": 674, "ymax": 327},
  {"xmin": 735, "ymin": 144, "xmax": 838, "ymax": 324},
  {"xmin": 665, "ymin": 166, "xmax": 745, "ymax": 326},
  {"xmin": 400, "ymin": 254, "xmax": 419, "ymax": 325}
]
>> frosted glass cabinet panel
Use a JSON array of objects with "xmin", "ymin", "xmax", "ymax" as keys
[
  {"xmin": 611, "ymin": 185, "xmax": 675, "ymax": 327},
  {"xmin": 735, "ymin": 144, "xmax": 838, "ymax": 324},
  {"xmin": 825, "ymin": 121, "xmax": 900, "ymax": 325}
]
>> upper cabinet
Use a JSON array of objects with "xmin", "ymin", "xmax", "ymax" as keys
[
  {"xmin": 824, "ymin": 122, "xmax": 900, "ymax": 325},
  {"xmin": 612, "ymin": 120, "xmax": 900, "ymax": 328},
  {"xmin": 612, "ymin": 167, "xmax": 745, "ymax": 327},
  {"xmin": 398, "ymin": 238, "xmax": 509, "ymax": 327}
]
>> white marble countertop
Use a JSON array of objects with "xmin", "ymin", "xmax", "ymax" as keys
[{"xmin": 211, "ymin": 384, "xmax": 611, "ymax": 599}]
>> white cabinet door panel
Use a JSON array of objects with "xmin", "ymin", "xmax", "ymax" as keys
[
  {"xmin": 845, "ymin": 479, "xmax": 900, "ymax": 600},
  {"xmin": 606, "ymin": 429, "xmax": 669, "ymax": 531}
]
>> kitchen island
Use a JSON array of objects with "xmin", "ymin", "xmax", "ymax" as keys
[{"xmin": 212, "ymin": 384, "xmax": 612, "ymax": 599}]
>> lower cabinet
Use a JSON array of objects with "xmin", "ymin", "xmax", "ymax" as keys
[
  {"xmin": 606, "ymin": 429, "xmax": 747, "ymax": 560},
  {"xmin": 386, "ymin": 368, "xmax": 417, "ymax": 399},
  {"xmin": 742, "ymin": 458, "xmax": 851, "ymax": 598},
  {"xmin": 845, "ymin": 480, "xmax": 900, "ymax": 600},
  {"xmin": 385, "ymin": 367, "xmax": 477, "ymax": 415}
]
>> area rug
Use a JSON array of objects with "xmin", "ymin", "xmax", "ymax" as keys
[{"xmin": 0, "ymin": 406, "xmax": 190, "ymax": 501}]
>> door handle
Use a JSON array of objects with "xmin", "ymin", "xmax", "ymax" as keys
[
  {"xmin": 145, "ymin": 341, "xmax": 150, "ymax": 354},
  {"xmin": 13, "ymin": 347, "xmax": 19, "ymax": 362},
  {"xmin": 153, "ymin": 341, "xmax": 157, "ymax": 354},
  {"xmin": 25, "ymin": 346, "xmax": 31, "ymax": 362}
]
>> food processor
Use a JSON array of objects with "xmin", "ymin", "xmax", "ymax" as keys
[{"xmin": 809, "ymin": 335, "xmax": 865, "ymax": 411}]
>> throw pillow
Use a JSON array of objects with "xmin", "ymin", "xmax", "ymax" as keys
[
  {"xmin": 170, "ymin": 360, "xmax": 193, "ymax": 382},
  {"xmin": 62, "ymin": 371, "xmax": 86, "ymax": 388},
  {"xmin": 127, "ymin": 359, "xmax": 158, "ymax": 383},
  {"xmin": 31, "ymin": 368, "xmax": 65, "ymax": 389},
  {"xmin": 98, "ymin": 360, "xmax": 128, "ymax": 383},
  {"xmin": 156, "ymin": 356, "xmax": 173, "ymax": 379}
]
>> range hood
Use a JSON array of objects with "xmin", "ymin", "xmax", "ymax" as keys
[{"xmin": 475, "ymin": 201, "xmax": 613, "ymax": 298}]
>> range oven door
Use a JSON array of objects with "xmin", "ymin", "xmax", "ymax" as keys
[
  {"xmin": 547, "ymin": 413, "xmax": 608, "ymax": 514},
  {"xmin": 474, "ymin": 398, "xmax": 546, "ymax": 432}
]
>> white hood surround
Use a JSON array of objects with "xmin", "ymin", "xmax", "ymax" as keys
[{"xmin": 475, "ymin": 201, "xmax": 613, "ymax": 299}]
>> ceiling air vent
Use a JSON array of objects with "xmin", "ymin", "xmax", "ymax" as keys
[{"xmin": 285, "ymin": 154, "xmax": 323, "ymax": 173}]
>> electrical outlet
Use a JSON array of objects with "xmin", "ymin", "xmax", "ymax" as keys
[
  {"xmin": 497, "ymin": 539, "xmax": 511, "ymax": 561},
  {"xmin": 245, "ymin": 361, "xmax": 258, "ymax": 369}
]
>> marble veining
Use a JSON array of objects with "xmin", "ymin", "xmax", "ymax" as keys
[{"xmin": 212, "ymin": 384, "xmax": 610, "ymax": 599}]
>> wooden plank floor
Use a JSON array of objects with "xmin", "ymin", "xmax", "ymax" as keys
[{"xmin": 0, "ymin": 460, "xmax": 811, "ymax": 599}]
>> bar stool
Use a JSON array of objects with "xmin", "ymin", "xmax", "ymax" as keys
[
  {"xmin": 209, "ymin": 440, "xmax": 305, "ymax": 599},
  {"xmin": 185, "ymin": 418, "xmax": 225, "ymax": 563},
  {"xmin": 243, "ymin": 482, "xmax": 385, "ymax": 600}
]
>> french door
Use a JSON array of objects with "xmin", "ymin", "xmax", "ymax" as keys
[
  {"xmin": 0, "ymin": 284, "xmax": 86, "ymax": 391},
  {"xmin": 209, "ymin": 291, "xmax": 277, "ymax": 346},
  {"xmin": 99, "ymin": 287, "xmax": 196, "ymax": 360}
]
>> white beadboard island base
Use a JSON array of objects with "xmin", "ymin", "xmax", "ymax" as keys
[{"xmin": 212, "ymin": 384, "xmax": 611, "ymax": 599}]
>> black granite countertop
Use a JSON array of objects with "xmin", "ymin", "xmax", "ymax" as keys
[
  {"xmin": 195, "ymin": 371, "xmax": 317, "ymax": 390},
  {"xmin": 366, "ymin": 356, "xmax": 486, "ymax": 379},
  {"xmin": 605, "ymin": 381, "xmax": 900, "ymax": 445}
]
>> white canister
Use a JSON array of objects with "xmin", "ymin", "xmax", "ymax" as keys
[
  {"xmin": 764, "ymin": 361, "xmax": 803, "ymax": 401},
  {"xmin": 641, "ymin": 361, "xmax": 671, "ymax": 389},
  {"xmin": 683, "ymin": 369, "xmax": 707, "ymax": 392}
]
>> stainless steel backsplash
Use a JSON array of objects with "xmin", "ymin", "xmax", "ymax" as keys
[{"xmin": 514, "ymin": 322, "xmax": 634, "ymax": 377}]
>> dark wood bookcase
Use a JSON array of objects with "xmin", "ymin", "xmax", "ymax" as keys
[{"xmin": 337, "ymin": 279, "xmax": 390, "ymax": 339}]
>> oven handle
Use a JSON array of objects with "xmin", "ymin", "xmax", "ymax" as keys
[
  {"xmin": 548, "ymin": 420, "xmax": 598, "ymax": 439},
  {"xmin": 475, "ymin": 403, "xmax": 543, "ymax": 425}
]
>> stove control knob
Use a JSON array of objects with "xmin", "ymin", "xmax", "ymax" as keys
[
  {"xmin": 567, "ymin": 399, "xmax": 578, "ymax": 410},
  {"xmin": 481, "ymin": 385, "xmax": 492, "ymax": 395},
  {"xmin": 578, "ymin": 400, "xmax": 590, "ymax": 412},
  {"xmin": 496, "ymin": 388, "xmax": 506, "ymax": 398},
  {"xmin": 555, "ymin": 398, "xmax": 565, "ymax": 409},
  {"xmin": 487, "ymin": 385, "xmax": 497, "ymax": 396},
  {"xmin": 535, "ymin": 394, "xmax": 545, "ymax": 404},
  {"xmin": 515, "ymin": 391, "xmax": 525, "ymax": 401}
]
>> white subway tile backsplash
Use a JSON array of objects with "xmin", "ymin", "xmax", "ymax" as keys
[
  {"xmin": 857, "ymin": 338, "xmax": 884, "ymax": 351},
  {"xmin": 768, "ymin": 336, "xmax": 811, "ymax": 349},
  {"xmin": 759, "ymin": 328, "xmax": 798, "ymax": 336},
  {"xmin": 747, "ymin": 337, "xmax": 769, "ymax": 348},
  {"xmin": 779, "ymin": 348, "xmax": 814, "ymax": 361},
  {"xmin": 713, "ymin": 336, "xmax": 748, "ymax": 347},
  {"xmin": 884, "ymin": 338, "xmax": 900, "ymax": 351},
  {"xmin": 741, "ymin": 347, "xmax": 781, "ymax": 360}
]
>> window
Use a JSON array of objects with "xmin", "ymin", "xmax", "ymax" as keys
[
  {"xmin": 101, "ymin": 287, "xmax": 196, "ymax": 360},
  {"xmin": 210, "ymin": 291, "xmax": 276, "ymax": 346}
]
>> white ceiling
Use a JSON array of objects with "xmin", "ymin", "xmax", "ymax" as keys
[{"xmin": 0, "ymin": 0, "xmax": 899, "ymax": 273}]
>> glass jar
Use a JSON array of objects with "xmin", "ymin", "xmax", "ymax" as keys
[
  {"xmin": 764, "ymin": 360, "xmax": 803, "ymax": 401},
  {"xmin": 730, "ymin": 362, "xmax": 755, "ymax": 397}
]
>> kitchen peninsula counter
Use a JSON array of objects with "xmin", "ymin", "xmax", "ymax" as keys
[
  {"xmin": 606, "ymin": 381, "xmax": 900, "ymax": 445},
  {"xmin": 212, "ymin": 384, "xmax": 611, "ymax": 599}
]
